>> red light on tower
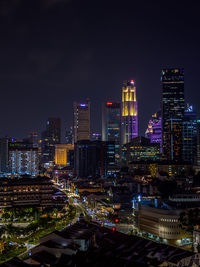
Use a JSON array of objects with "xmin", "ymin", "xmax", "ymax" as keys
[{"xmin": 112, "ymin": 227, "xmax": 116, "ymax": 232}]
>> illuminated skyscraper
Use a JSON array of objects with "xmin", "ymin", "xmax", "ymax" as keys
[
  {"xmin": 102, "ymin": 102, "xmax": 121, "ymax": 160},
  {"xmin": 182, "ymin": 104, "xmax": 197, "ymax": 164},
  {"xmin": 121, "ymin": 80, "xmax": 138, "ymax": 144},
  {"xmin": 73, "ymin": 100, "xmax": 90, "ymax": 143},
  {"xmin": 145, "ymin": 111, "xmax": 162, "ymax": 152},
  {"xmin": 161, "ymin": 68, "xmax": 184, "ymax": 161}
]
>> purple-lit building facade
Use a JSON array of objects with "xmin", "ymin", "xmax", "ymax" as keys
[
  {"xmin": 121, "ymin": 80, "xmax": 138, "ymax": 144},
  {"xmin": 145, "ymin": 111, "xmax": 162, "ymax": 152}
]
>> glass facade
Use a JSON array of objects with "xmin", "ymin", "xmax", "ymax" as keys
[
  {"xmin": 102, "ymin": 102, "xmax": 121, "ymax": 161},
  {"xmin": 182, "ymin": 105, "xmax": 197, "ymax": 163},
  {"xmin": 161, "ymin": 68, "xmax": 184, "ymax": 161}
]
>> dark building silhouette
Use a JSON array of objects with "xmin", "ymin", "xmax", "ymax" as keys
[
  {"xmin": 74, "ymin": 140, "xmax": 115, "ymax": 178},
  {"xmin": 0, "ymin": 137, "xmax": 9, "ymax": 174},
  {"xmin": 41, "ymin": 118, "xmax": 61, "ymax": 164},
  {"xmin": 65, "ymin": 126, "xmax": 73, "ymax": 144},
  {"xmin": 28, "ymin": 132, "xmax": 39, "ymax": 148}
]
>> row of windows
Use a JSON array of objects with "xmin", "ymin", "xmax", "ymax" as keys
[
  {"xmin": 160, "ymin": 218, "xmax": 178, "ymax": 222},
  {"xmin": 160, "ymin": 231, "xmax": 180, "ymax": 235}
]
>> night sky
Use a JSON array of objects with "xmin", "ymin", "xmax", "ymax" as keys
[{"xmin": 0, "ymin": 0, "xmax": 200, "ymax": 141}]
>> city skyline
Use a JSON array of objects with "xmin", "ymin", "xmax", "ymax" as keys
[{"xmin": 0, "ymin": 0, "xmax": 199, "ymax": 139}]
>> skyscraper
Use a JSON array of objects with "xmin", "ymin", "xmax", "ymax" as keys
[
  {"xmin": 121, "ymin": 80, "xmax": 138, "ymax": 144},
  {"xmin": 102, "ymin": 102, "xmax": 121, "ymax": 160},
  {"xmin": 73, "ymin": 100, "xmax": 90, "ymax": 143},
  {"xmin": 65, "ymin": 126, "xmax": 73, "ymax": 144},
  {"xmin": 161, "ymin": 68, "xmax": 184, "ymax": 161},
  {"xmin": 28, "ymin": 132, "xmax": 39, "ymax": 148},
  {"xmin": 145, "ymin": 111, "xmax": 162, "ymax": 152},
  {"xmin": 41, "ymin": 118, "xmax": 61, "ymax": 164},
  {"xmin": 182, "ymin": 104, "xmax": 197, "ymax": 164}
]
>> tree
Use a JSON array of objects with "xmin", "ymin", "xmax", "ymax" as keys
[
  {"xmin": 179, "ymin": 208, "xmax": 200, "ymax": 233},
  {"xmin": 0, "ymin": 240, "xmax": 4, "ymax": 254}
]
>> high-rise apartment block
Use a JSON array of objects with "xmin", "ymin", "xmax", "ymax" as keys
[
  {"xmin": 9, "ymin": 140, "xmax": 38, "ymax": 176},
  {"xmin": 73, "ymin": 100, "xmax": 90, "ymax": 143},
  {"xmin": 121, "ymin": 80, "xmax": 138, "ymax": 144},
  {"xmin": 102, "ymin": 102, "xmax": 121, "ymax": 160},
  {"xmin": 161, "ymin": 68, "xmax": 184, "ymax": 161}
]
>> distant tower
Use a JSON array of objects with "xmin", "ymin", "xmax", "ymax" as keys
[
  {"xmin": 161, "ymin": 68, "xmax": 184, "ymax": 161},
  {"xmin": 28, "ymin": 132, "xmax": 39, "ymax": 148},
  {"xmin": 73, "ymin": 100, "xmax": 90, "ymax": 143},
  {"xmin": 121, "ymin": 80, "xmax": 138, "ymax": 144},
  {"xmin": 145, "ymin": 111, "xmax": 162, "ymax": 152},
  {"xmin": 41, "ymin": 118, "xmax": 61, "ymax": 163},
  {"xmin": 102, "ymin": 102, "xmax": 121, "ymax": 160},
  {"xmin": 65, "ymin": 126, "xmax": 73, "ymax": 144}
]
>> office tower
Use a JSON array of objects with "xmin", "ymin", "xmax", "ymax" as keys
[
  {"xmin": 161, "ymin": 68, "xmax": 184, "ymax": 161},
  {"xmin": 74, "ymin": 140, "xmax": 115, "ymax": 178},
  {"xmin": 0, "ymin": 137, "xmax": 9, "ymax": 174},
  {"xmin": 121, "ymin": 80, "xmax": 138, "ymax": 144},
  {"xmin": 41, "ymin": 118, "xmax": 61, "ymax": 164},
  {"xmin": 28, "ymin": 132, "xmax": 39, "ymax": 148},
  {"xmin": 65, "ymin": 126, "xmax": 73, "ymax": 144},
  {"xmin": 73, "ymin": 100, "xmax": 90, "ymax": 143},
  {"xmin": 55, "ymin": 144, "xmax": 74, "ymax": 167},
  {"xmin": 47, "ymin": 118, "xmax": 61, "ymax": 144},
  {"xmin": 102, "ymin": 102, "xmax": 121, "ymax": 161},
  {"xmin": 145, "ymin": 111, "xmax": 162, "ymax": 152},
  {"xmin": 122, "ymin": 136, "xmax": 160, "ymax": 163},
  {"xmin": 9, "ymin": 140, "xmax": 39, "ymax": 176},
  {"xmin": 182, "ymin": 105, "xmax": 197, "ymax": 164}
]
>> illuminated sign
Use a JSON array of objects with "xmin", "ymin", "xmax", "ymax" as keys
[
  {"xmin": 106, "ymin": 102, "xmax": 113, "ymax": 105},
  {"xmin": 80, "ymin": 104, "xmax": 86, "ymax": 107}
]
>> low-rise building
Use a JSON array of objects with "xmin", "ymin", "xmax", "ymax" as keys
[{"xmin": 0, "ymin": 177, "xmax": 62, "ymax": 208}]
